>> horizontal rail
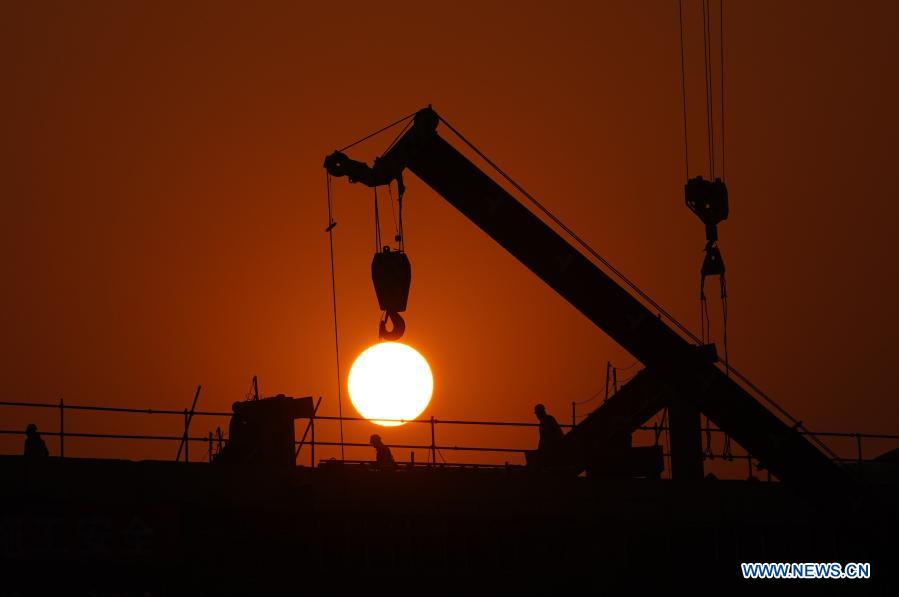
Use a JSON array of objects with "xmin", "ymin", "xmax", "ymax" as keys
[
  {"xmin": 2, "ymin": 398, "xmax": 897, "ymax": 475},
  {"xmin": 329, "ymin": 459, "xmax": 526, "ymax": 469},
  {"xmin": 308, "ymin": 440, "xmax": 525, "ymax": 454},
  {"xmin": 0, "ymin": 400, "xmax": 231, "ymax": 417},
  {"xmin": 0, "ymin": 430, "xmax": 532, "ymax": 455},
  {"xmin": 313, "ymin": 414, "xmax": 550, "ymax": 428},
  {"xmin": 1, "ymin": 427, "xmax": 895, "ymax": 467},
  {"xmin": 0, "ymin": 429, "xmax": 217, "ymax": 442},
  {"xmin": 3, "ymin": 399, "xmax": 895, "ymax": 442}
]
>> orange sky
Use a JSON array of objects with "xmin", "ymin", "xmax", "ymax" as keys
[{"xmin": 1, "ymin": 1, "xmax": 897, "ymax": 467}]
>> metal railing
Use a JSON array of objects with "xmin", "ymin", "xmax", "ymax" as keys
[{"xmin": 1, "ymin": 399, "xmax": 897, "ymax": 479}]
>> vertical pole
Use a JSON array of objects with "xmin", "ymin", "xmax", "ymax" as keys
[
  {"xmin": 430, "ymin": 416, "xmax": 436, "ymax": 465},
  {"xmin": 183, "ymin": 409, "xmax": 189, "ymax": 463},
  {"xmin": 208, "ymin": 431, "xmax": 213, "ymax": 462},
  {"xmin": 295, "ymin": 397, "xmax": 321, "ymax": 465},
  {"xmin": 176, "ymin": 385, "xmax": 202, "ymax": 462},
  {"xmin": 59, "ymin": 398, "xmax": 64, "ymax": 458},
  {"xmin": 571, "ymin": 401, "xmax": 576, "ymax": 430}
]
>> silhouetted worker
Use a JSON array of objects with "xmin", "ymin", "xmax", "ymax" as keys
[
  {"xmin": 370, "ymin": 434, "xmax": 395, "ymax": 469},
  {"xmin": 534, "ymin": 403, "xmax": 564, "ymax": 454},
  {"xmin": 24, "ymin": 423, "xmax": 49, "ymax": 458}
]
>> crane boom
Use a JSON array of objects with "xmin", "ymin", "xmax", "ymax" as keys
[{"xmin": 324, "ymin": 107, "xmax": 846, "ymax": 487}]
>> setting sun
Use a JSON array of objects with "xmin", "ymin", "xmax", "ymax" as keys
[{"xmin": 347, "ymin": 342, "xmax": 433, "ymax": 427}]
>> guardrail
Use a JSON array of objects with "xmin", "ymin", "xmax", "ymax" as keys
[{"xmin": 1, "ymin": 399, "xmax": 897, "ymax": 480}]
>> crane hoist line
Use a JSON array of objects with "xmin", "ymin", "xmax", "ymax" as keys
[{"xmin": 679, "ymin": 0, "xmax": 730, "ymax": 370}]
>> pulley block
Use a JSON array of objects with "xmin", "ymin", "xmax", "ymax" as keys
[{"xmin": 685, "ymin": 176, "xmax": 728, "ymax": 242}]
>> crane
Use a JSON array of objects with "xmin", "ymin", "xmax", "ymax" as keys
[{"xmin": 324, "ymin": 106, "xmax": 846, "ymax": 487}]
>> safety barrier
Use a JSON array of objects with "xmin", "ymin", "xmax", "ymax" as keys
[{"xmin": 1, "ymin": 399, "xmax": 896, "ymax": 480}]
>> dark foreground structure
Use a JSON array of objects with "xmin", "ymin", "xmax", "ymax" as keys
[{"xmin": 2, "ymin": 454, "xmax": 898, "ymax": 595}]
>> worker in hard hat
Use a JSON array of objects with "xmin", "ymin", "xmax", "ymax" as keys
[
  {"xmin": 24, "ymin": 423, "xmax": 49, "ymax": 458},
  {"xmin": 370, "ymin": 434, "xmax": 396, "ymax": 470},
  {"xmin": 533, "ymin": 404, "xmax": 564, "ymax": 469}
]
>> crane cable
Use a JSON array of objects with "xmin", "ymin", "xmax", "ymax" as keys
[
  {"xmin": 698, "ymin": 0, "xmax": 717, "ymax": 349},
  {"xmin": 573, "ymin": 362, "xmax": 642, "ymax": 410},
  {"xmin": 703, "ymin": 0, "xmax": 728, "ymax": 372},
  {"xmin": 374, "ymin": 187, "xmax": 382, "ymax": 251},
  {"xmin": 719, "ymin": 0, "xmax": 730, "ymax": 373},
  {"xmin": 379, "ymin": 116, "xmax": 412, "ymax": 253},
  {"xmin": 382, "ymin": 118, "xmax": 414, "ymax": 158},
  {"xmin": 702, "ymin": 0, "xmax": 716, "ymax": 179},
  {"xmin": 682, "ymin": 0, "xmax": 730, "ymax": 368},
  {"xmin": 387, "ymin": 182, "xmax": 405, "ymax": 252},
  {"xmin": 712, "ymin": 0, "xmax": 729, "ymax": 373},
  {"xmin": 720, "ymin": 0, "xmax": 727, "ymax": 180},
  {"xmin": 678, "ymin": 0, "xmax": 690, "ymax": 179},
  {"xmin": 337, "ymin": 111, "xmax": 417, "ymax": 153},
  {"xmin": 325, "ymin": 172, "xmax": 345, "ymax": 460}
]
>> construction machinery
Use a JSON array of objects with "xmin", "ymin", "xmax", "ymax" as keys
[
  {"xmin": 324, "ymin": 106, "xmax": 847, "ymax": 487},
  {"xmin": 213, "ymin": 393, "xmax": 314, "ymax": 466}
]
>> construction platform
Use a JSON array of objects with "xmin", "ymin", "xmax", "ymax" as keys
[{"xmin": 2, "ymin": 455, "xmax": 898, "ymax": 594}]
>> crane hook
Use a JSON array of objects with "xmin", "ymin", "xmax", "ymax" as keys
[{"xmin": 379, "ymin": 311, "xmax": 406, "ymax": 342}]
